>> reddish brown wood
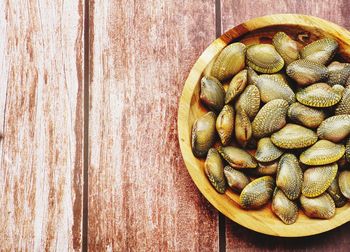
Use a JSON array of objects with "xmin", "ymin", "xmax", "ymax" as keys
[
  {"xmin": 0, "ymin": 0, "xmax": 84, "ymax": 250},
  {"xmin": 221, "ymin": 0, "xmax": 350, "ymax": 250},
  {"xmin": 88, "ymin": 0, "xmax": 219, "ymax": 250}
]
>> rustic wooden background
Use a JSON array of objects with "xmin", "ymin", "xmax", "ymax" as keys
[{"xmin": 1, "ymin": 0, "xmax": 350, "ymax": 251}]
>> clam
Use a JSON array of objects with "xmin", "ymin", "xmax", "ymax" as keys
[
  {"xmin": 239, "ymin": 176, "xmax": 275, "ymax": 209},
  {"xmin": 216, "ymin": 105, "xmax": 235, "ymax": 146},
  {"xmin": 211, "ymin": 42, "xmax": 246, "ymax": 81},
  {"xmin": 235, "ymin": 109, "xmax": 252, "ymax": 147},
  {"xmin": 300, "ymin": 193, "xmax": 335, "ymax": 219},
  {"xmin": 255, "ymin": 74, "xmax": 295, "ymax": 104},
  {"xmin": 286, "ymin": 59, "xmax": 328, "ymax": 86},
  {"xmin": 223, "ymin": 166, "xmax": 250, "ymax": 193},
  {"xmin": 277, "ymin": 154, "xmax": 303, "ymax": 200},
  {"xmin": 200, "ymin": 76, "xmax": 225, "ymax": 112},
  {"xmin": 296, "ymin": 83, "xmax": 341, "ymax": 108},
  {"xmin": 272, "ymin": 31, "xmax": 300, "ymax": 65},
  {"xmin": 327, "ymin": 175, "xmax": 347, "ymax": 207},
  {"xmin": 255, "ymin": 137, "xmax": 283, "ymax": 162},
  {"xmin": 192, "ymin": 112, "xmax": 217, "ymax": 157},
  {"xmin": 332, "ymin": 84, "xmax": 345, "ymax": 96},
  {"xmin": 317, "ymin": 115, "xmax": 350, "ymax": 142},
  {"xmin": 204, "ymin": 148, "xmax": 227, "ymax": 193},
  {"xmin": 300, "ymin": 38, "xmax": 338, "ymax": 65},
  {"xmin": 252, "ymin": 99, "xmax": 289, "ymax": 138},
  {"xmin": 235, "ymin": 85, "xmax": 260, "ymax": 119},
  {"xmin": 335, "ymin": 87, "xmax": 350, "ymax": 115},
  {"xmin": 328, "ymin": 61, "xmax": 347, "ymax": 71},
  {"xmin": 302, "ymin": 163, "xmax": 338, "ymax": 198},
  {"xmin": 225, "ymin": 70, "xmax": 248, "ymax": 104},
  {"xmin": 328, "ymin": 62, "xmax": 350, "ymax": 86},
  {"xmin": 287, "ymin": 102, "xmax": 326, "ymax": 128},
  {"xmin": 300, "ymin": 140, "xmax": 345, "ymax": 166},
  {"xmin": 217, "ymin": 146, "xmax": 257, "ymax": 169},
  {"xmin": 247, "ymin": 66, "xmax": 259, "ymax": 85},
  {"xmin": 272, "ymin": 188, "xmax": 299, "ymax": 225},
  {"xmin": 339, "ymin": 170, "xmax": 350, "ymax": 199},
  {"xmin": 254, "ymin": 160, "xmax": 279, "ymax": 175},
  {"xmin": 271, "ymin": 123, "xmax": 318, "ymax": 149},
  {"xmin": 246, "ymin": 44, "xmax": 284, "ymax": 73}
]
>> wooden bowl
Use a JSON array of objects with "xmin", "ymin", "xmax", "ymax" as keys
[{"xmin": 178, "ymin": 14, "xmax": 350, "ymax": 237}]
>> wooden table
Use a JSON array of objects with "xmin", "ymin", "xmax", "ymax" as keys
[{"xmin": 1, "ymin": 0, "xmax": 350, "ymax": 251}]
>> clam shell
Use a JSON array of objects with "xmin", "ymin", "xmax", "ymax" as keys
[
  {"xmin": 252, "ymin": 99, "xmax": 289, "ymax": 138},
  {"xmin": 332, "ymin": 84, "xmax": 345, "ymax": 96},
  {"xmin": 254, "ymin": 160, "xmax": 279, "ymax": 175},
  {"xmin": 272, "ymin": 32, "xmax": 300, "ymax": 65},
  {"xmin": 300, "ymin": 38, "xmax": 338, "ymax": 65},
  {"xmin": 239, "ymin": 176, "xmax": 275, "ymax": 209},
  {"xmin": 339, "ymin": 170, "xmax": 350, "ymax": 199},
  {"xmin": 327, "ymin": 175, "xmax": 347, "ymax": 207},
  {"xmin": 296, "ymin": 83, "xmax": 341, "ymax": 108},
  {"xmin": 300, "ymin": 140, "xmax": 345, "ymax": 166},
  {"xmin": 286, "ymin": 59, "xmax": 328, "ymax": 86},
  {"xmin": 223, "ymin": 166, "xmax": 250, "ymax": 193},
  {"xmin": 246, "ymin": 44, "xmax": 284, "ymax": 74},
  {"xmin": 200, "ymin": 76, "xmax": 225, "ymax": 112},
  {"xmin": 235, "ymin": 85, "xmax": 260, "ymax": 119},
  {"xmin": 211, "ymin": 42, "xmax": 246, "ymax": 81},
  {"xmin": 300, "ymin": 193, "xmax": 335, "ymax": 219},
  {"xmin": 191, "ymin": 112, "xmax": 217, "ymax": 158},
  {"xmin": 235, "ymin": 109, "xmax": 252, "ymax": 148},
  {"xmin": 255, "ymin": 137, "xmax": 283, "ymax": 162},
  {"xmin": 217, "ymin": 146, "xmax": 257, "ymax": 169},
  {"xmin": 272, "ymin": 188, "xmax": 299, "ymax": 225},
  {"xmin": 277, "ymin": 154, "xmax": 303, "ymax": 200},
  {"xmin": 255, "ymin": 74, "xmax": 295, "ymax": 104},
  {"xmin": 271, "ymin": 123, "xmax": 318, "ymax": 149},
  {"xmin": 328, "ymin": 61, "xmax": 346, "ymax": 71},
  {"xmin": 288, "ymin": 102, "xmax": 326, "ymax": 128},
  {"xmin": 204, "ymin": 148, "xmax": 227, "ymax": 193},
  {"xmin": 328, "ymin": 63, "xmax": 350, "ymax": 86},
  {"xmin": 302, "ymin": 163, "xmax": 338, "ymax": 198},
  {"xmin": 225, "ymin": 70, "xmax": 248, "ymax": 104},
  {"xmin": 216, "ymin": 105, "xmax": 235, "ymax": 146},
  {"xmin": 317, "ymin": 115, "xmax": 350, "ymax": 142},
  {"xmin": 335, "ymin": 87, "xmax": 350, "ymax": 115},
  {"xmin": 247, "ymin": 66, "xmax": 259, "ymax": 85}
]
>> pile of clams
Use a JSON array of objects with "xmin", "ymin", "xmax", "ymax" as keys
[{"xmin": 192, "ymin": 32, "xmax": 350, "ymax": 224}]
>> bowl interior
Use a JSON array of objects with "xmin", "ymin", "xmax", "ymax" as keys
[{"xmin": 178, "ymin": 14, "xmax": 350, "ymax": 237}]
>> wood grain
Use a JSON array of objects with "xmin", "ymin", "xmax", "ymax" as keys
[
  {"xmin": 0, "ymin": 0, "xmax": 84, "ymax": 250},
  {"xmin": 221, "ymin": 1, "xmax": 350, "ymax": 250},
  {"xmin": 88, "ymin": 0, "xmax": 219, "ymax": 250}
]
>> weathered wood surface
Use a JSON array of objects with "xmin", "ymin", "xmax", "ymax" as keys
[
  {"xmin": 221, "ymin": 0, "xmax": 350, "ymax": 250},
  {"xmin": 0, "ymin": 0, "xmax": 84, "ymax": 251},
  {"xmin": 88, "ymin": 0, "xmax": 219, "ymax": 250}
]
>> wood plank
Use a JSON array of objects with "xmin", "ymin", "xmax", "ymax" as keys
[
  {"xmin": 221, "ymin": 0, "xmax": 350, "ymax": 250},
  {"xmin": 0, "ymin": 0, "xmax": 84, "ymax": 250},
  {"xmin": 88, "ymin": 0, "xmax": 219, "ymax": 250}
]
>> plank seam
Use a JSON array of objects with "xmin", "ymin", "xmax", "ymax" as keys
[{"xmin": 82, "ymin": 0, "xmax": 90, "ymax": 250}]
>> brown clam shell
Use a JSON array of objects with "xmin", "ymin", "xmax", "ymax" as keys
[
  {"xmin": 204, "ymin": 148, "xmax": 227, "ymax": 193},
  {"xmin": 191, "ymin": 112, "xmax": 217, "ymax": 158},
  {"xmin": 239, "ymin": 176, "xmax": 275, "ymax": 209},
  {"xmin": 216, "ymin": 105, "xmax": 235, "ymax": 146},
  {"xmin": 272, "ymin": 188, "xmax": 299, "ymax": 225},
  {"xmin": 211, "ymin": 42, "xmax": 246, "ymax": 81},
  {"xmin": 252, "ymin": 99, "xmax": 289, "ymax": 138},
  {"xmin": 300, "ymin": 193, "xmax": 335, "ymax": 219}
]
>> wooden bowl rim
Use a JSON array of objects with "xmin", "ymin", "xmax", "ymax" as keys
[{"xmin": 178, "ymin": 14, "xmax": 350, "ymax": 237}]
